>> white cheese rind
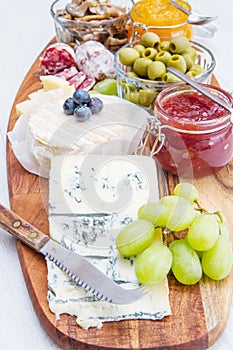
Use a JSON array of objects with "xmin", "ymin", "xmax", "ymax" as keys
[
  {"xmin": 47, "ymin": 154, "xmax": 171, "ymax": 329},
  {"xmin": 29, "ymin": 90, "xmax": 149, "ymax": 173},
  {"xmin": 10, "ymin": 87, "xmax": 149, "ymax": 178}
]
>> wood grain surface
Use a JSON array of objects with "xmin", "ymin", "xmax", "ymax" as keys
[{"xmin": 6, "ymin": 42, "xmax": 233, "ymax": 350}]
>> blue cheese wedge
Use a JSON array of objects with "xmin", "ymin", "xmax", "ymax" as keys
[{"xmin": 47, "ymin": 154, "xmax": 171, "ymax": 329}]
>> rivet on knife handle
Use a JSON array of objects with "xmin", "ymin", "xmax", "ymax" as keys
[{"xmin": 0, "ymin": 203, "xmax": 49, "ymax": 250}]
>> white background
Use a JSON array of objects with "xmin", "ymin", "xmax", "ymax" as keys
[{"xmin": 0, "ymin": 1, "xmax": 233, "ymax": 349}]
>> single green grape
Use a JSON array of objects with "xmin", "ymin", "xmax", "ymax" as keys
[
  {"xmin": 119, "ymin": 47, "xmax": 140, "ymax": 66},
  {"xmin": 155, "ymin": 50, "xmax": 171, "ymax": 65},
  {"xmin": 169, "ymin": 35, "xmax": 190, "ymax": 54},
  {"xmin": 169, "ymin": 239, "xmax": 202, "ymax": 285},
  {"xmin": 159, "ymin": 195, "xmax": 196, "ymax": 231},
  {"xmin": 202, "ymin": 236, "xmax": 233, "ymax": 280},
  {"xmin": 139, "ymin": 88, "xmax": 158, "ymax": 107},
  {"xmin": 187, "ymin": 214, "xmax": 219, "ymax": 251},
  {"xmin": 142, "ymin": 47, "xmax": 157, "ymax": 60},
  {"xmin": 218, "ymin": 222, "xmax": 230, "ymax": 239},
  {"xmin": 133, "ymin": 44, "xmax": 146, "ymax": 56},
  {"xmin": 93, "ymin": 79, "xmax": 117, "ymax": 95},
  {"xmin": 116, "ymin": 219, "xmax": 155, "ymax": 257},
  {"xmin": 166, "ymin": 54, "xmax": 187, "ymax": 73},
  {"xmin": 133, "ymin": 57, "xmax": 152, "ymax": 77},
  {"xmin": 147, "ymin": 61, "xmax": 166, "ymax": 80},
  {"xmin": 138, "ymin": 201, "xmax": 170, "ymax": 227},
  {"xmin": 135, "ymin": 244, "xmax": 172, "ymax": 285},
  {"xmin": 141, "ymin": 31, "xmax": 160, "ymax": 48},
  {"xmin": 174, "ymin": 182, "xmax": 199, "ymax": 204}
]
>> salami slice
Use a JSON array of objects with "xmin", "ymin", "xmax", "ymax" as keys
[
  {"xmin": 40, "ymin": 43, "xmax": 76, "ymax": 74},
  {"xmin": 75, "ymin": 41, "xmax": 116, "ymax": 80},
  {"xmin": 68, "ymin": 71, "xmax": 86, "ymax": 89},
  {"xmin": 77, "ymin": 77, "xmax": 96, "ymax": 91},
  {"xmin": 55, "ymin": 66, "xmax": 78, "ymax": 80}
]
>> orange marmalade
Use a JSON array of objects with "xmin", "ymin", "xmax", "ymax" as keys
[{"xmin": 129, "ymin": 0, "xmax": 193, "ymax": 41}]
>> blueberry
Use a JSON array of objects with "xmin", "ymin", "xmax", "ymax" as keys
[
  {"xmin": 63, "ymin": 97, "xmax": 76, "ymax": 115},
  {"xmin": 74, "ymin": 105, "xmax": 92, "ymax": 122},
  {"xmin": 73, "ymin": 90, "xmax": 91, "ymax": 105},
  {"xmin": 88, "ymin": 97, "xmax": 103, "ymax": 114}
]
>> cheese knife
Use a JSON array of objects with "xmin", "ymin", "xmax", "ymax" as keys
[{"xmin": 0, "ymin": 203, "xmax": 147, "ymax": 304}]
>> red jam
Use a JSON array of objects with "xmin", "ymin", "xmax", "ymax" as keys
[
  {"xmin": 161, "ymin": 92, "xmax": 227, "ymax": 123},
  {"xmin": 151, "ymin": 85, "xmax": 233, "ymax": 177}
]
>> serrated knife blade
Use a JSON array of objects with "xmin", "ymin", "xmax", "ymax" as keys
[{"xmin": 0, "ymin": 203, "xmax": 147, "ymax": 304}]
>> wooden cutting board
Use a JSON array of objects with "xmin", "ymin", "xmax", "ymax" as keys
[{"xmin": 6, "ymin": 41, "xmax": 233, "ymax": 350}]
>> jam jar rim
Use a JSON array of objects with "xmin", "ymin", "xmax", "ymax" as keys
[
  {"xmin": 154, "ymin": 83, "xmax": 233, "ymax": 133},
  {"xmin": 130, "ymin": 0, "xmax": 191, "ymax": 26},
  {"xmin": 130, "ymin": 19, "xmax": 189, "ymax": 30}
]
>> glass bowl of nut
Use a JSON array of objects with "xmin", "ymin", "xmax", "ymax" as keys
[
  {"xmin": 50, "ymin": 0, "xmax": 133, "ymax": 52},
  {"xmin": 114, "ymin": 32, "xmax": 216, "ymax": 112}
]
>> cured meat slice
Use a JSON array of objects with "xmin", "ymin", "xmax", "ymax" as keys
[
  {"xmin": 40, "ymin": 43, "xmax": 76, "ymax": 74},
  {"xmin": 77, "ymin": 77, "xmax": 96, "ymax": 91},
  {"xmin": 68, "ymin": 71, "xmax": 86, "ymax": 89},
  {"xmin": 55, "ymin": 66, "xmax": 79, "ymax": 80},
  {"xmin": 75, "ymin": 41, "xmax": 116, "ymax": 80}
]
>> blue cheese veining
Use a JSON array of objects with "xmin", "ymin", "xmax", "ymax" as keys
[{"xmin": 47, "ymin": 154, "xmax": 171, "ymax": 329}]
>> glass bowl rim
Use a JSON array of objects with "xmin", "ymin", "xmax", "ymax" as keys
[
  {"xmin": 50, "ymin": 0, "xmax": 133, "ymax": 26},
  {"xmin": 114, "ymin": 40, "xmax": 216, "ymax": 89}
]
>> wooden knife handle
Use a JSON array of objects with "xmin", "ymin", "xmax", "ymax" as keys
[{"xmin": 0, "ymin": 203, "xmax": 49, "ymax": 251}]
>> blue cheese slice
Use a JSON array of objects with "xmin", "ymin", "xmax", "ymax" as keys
[{"xmin": 47, "ymin": 154, "xmax": 171, "ymax": 329}]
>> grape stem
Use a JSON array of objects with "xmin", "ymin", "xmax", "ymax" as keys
[{"xmin": 194, "ymin": 200, "xmax": 224, "ymax": 223}]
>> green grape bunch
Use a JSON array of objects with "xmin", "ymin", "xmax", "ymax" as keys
[{"xmin": 116, "ymin": 182, "xmax": 233, "ymax": 286}]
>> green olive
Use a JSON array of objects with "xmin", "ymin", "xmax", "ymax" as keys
[
  {"xmin": 190, "ymin": 64, "xmax": 204, "ymax": 75},
  {"xmin": 157, "ymin": 41, "xmax": 170, "ymax": 52},
  {"xmin": 184, "ymin": 47, "xmax": 197, "ymax": 62},
  {"xmin": 147, "ymin": 61, "xmax": 166, "ymax": 80},
  {"xmin": 169, "ymin": 35, "xmax": 190, "ymax": 54},
  {"xmin": 119, "ymin": 47, "xmax": 140, "ymax": 66},
  {"xmin": 139, "ymin": 88, "xmax": 158, "ymax": 107},
  {"xmin": 133, "ymin": 44, "xmax": 146, "ymax": 56},
  {"xmin": 182, "ymin": 53, "xmax": 193, "ymax": 70},
  {"xmin": 186, "ymin": 70, "xmax": 199, "ymax": 78},
  {"xmin": 155, "ymin": 50, "xmax": 171, "ymax": 65},
  {"xmin": 162, "ymin": 72, "xmax": 181, "ymax": 83},
  {"xmin": 142, "ymin": 47, "xmax": 157, "ymax": 60},
  {"xmin": 129, "ymin": 91, "xmax": 140, "ymax": 104},
  {"xmin": 133, "ymin": 57, "xmax": 152, "ymax": 77},
  {"xmin": 167, "ymin": 54, "xmax": 187, "ymax": 73},
  {"xmin": 141, "ymin": 32, "xmax": 160, "ymax": 48},
  {"xmin": 127, "ymin": 71, "xmax": 139, "ymax": 78}
]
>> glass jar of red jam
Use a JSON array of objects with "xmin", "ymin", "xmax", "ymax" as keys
[
  {"xmin": 149, "ymin": 83, "xmax": 233, "ymax": 177},
  {"xmin": 129, "ymin": 0, "xmax": 193, "ymax": 41}
]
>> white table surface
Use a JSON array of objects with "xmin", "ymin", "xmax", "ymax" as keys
[{"xmin": 0, "ymin": 1, "xmax": 233, "ymax": 349}]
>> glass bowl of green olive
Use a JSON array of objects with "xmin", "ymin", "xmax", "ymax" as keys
[{"xmin": 114, "ymin": 33, "xmax": 216, "ymax": 112}]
